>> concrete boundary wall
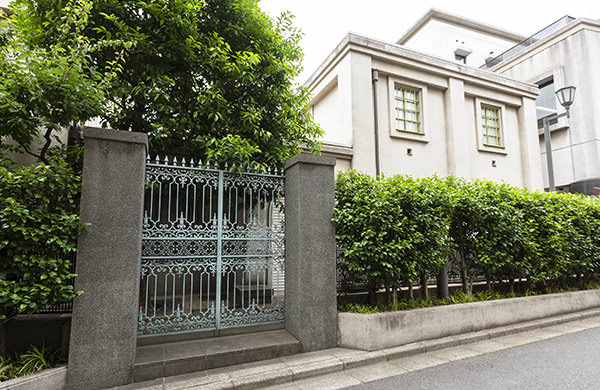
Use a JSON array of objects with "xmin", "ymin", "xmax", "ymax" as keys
[
  {"xmin": 0, "ymin": 366, "xmax": 66, "ymax": 390},
  {"xmin": 338, "ymin": 289, "xmax": 600, "ymax": 351},
  {"xmin": 66, "ymin": 128, "xmax": 148, "ymax": 390}
]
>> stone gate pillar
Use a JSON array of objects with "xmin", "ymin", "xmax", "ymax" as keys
[
  {"xmin": 284, "ymin": 154, "xmax": 337, "ymax": 352},
  {"xmin": 66, "ymin": 127, "xmax": 147, "ymax": 390}
]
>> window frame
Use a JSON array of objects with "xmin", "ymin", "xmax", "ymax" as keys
[
  {"xmin": 528, "ymin": 68, "xmax": 570, "ymax": 132},
  {"xmin": 535, "ymin": 76, "xmax": 558, "ymax": 127},
  {"xmin": 475, "ymin": 98, "xmax": 507, "ymax": 154},
  {"xmin": 388, "ymin": 77, "xmax": 429, "ymax": 143}
]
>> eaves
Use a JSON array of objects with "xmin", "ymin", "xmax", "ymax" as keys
[
  {"xmin": 305, "ymin": 33, "xmax": 539, "ymax": 100},
  {"xmin": 396, "ymin": 8, "xmax": 526, "ymax": 45}
]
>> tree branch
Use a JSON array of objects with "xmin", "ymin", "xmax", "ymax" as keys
[{"xmin": 22, "ymin": 128, "xmax": 53, "ymax": 164}]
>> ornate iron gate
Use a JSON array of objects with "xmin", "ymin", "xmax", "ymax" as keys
[{"xmin": 137, "ymin": 156, "xmax": 285, "ymax": 336}]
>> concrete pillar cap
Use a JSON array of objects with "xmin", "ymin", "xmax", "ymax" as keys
[{"xmin": 284, "ymin": 153, "xmax": 336, "ymax": 170}]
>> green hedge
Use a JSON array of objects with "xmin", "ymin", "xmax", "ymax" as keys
[
  {"xmin": 334, "ymin": 171, "xmax": 600, "ymax": 297},
  {"xmin": 0, "ymin": 157, "xmax": 82, "ymax": 319}
]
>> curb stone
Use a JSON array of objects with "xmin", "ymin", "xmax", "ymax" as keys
[{"xmin": 112, "ymin": 307, "xmax": 600, "ymax": 390}]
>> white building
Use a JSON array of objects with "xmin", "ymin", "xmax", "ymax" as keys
[
  {"xmin": 306, "ymin": 33, "xmax": 543, "ymax": 189},
  {"xmin": 488, "ymin": 17, "xmax": 600, "ymax": 195},
  {"xmin": 397, "ymin": 8, "xmax": 525, "ymax": 69},
  {"xmin": 398, "ymin": 10, "xmax": 600, "ymax": 195}
]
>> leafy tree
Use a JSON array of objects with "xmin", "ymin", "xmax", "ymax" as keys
[
  {"xmin": 385, "ymin": 175, "xmax": 451, "ymax": 299},
  {"xmin": 16, "ymin": 0, "xmax": 322, "ymax": 167},
  {"xmin": 335, "ymin": 171, "xmax": 600, "ymax": 304},
  {"xmin": 520, "ymin": 191, "xmax": 572, "ymax": 292},
  {"xmin": 334, "ymin": 171, "xmax": 409, "ymax": 304},
  {"xmin": 0, "ymin": 0, "xmax": 124, "ymax": 164},
  {"xmin": 469, "ymin": 181, "xmax": 527, "ymax": 292},
  {"xmin": 0, "ymin": 2, "xmax": 114, "ymax": 345},
  {"xmin": 445, "ymin": 176, "xmax": 483, "ymax": 294}
]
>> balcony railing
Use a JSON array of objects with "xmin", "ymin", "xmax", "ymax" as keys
[{"xmin": 481, "ymin": 16, "xmax": 575, "ymax": 69}]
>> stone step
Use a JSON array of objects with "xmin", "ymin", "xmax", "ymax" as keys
[
  {"xmin": 133, "ymin": 329, "xmax": 302, "ymax": 382},
  {"xmin": 119, "ymin": 308, "xmax": 600, "ymax": 390}
]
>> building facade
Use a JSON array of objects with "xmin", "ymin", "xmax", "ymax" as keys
[
  {"xmin": 397, "ymin": 8, "xmax": 525, "ymax": 68},
  {"xmin": 489, "ymin": 17, "xmax": 600, "ymax": 194},
  {"xmin": 306, "ymin": 33, "xmax": 543, "ymax": 189},
  {"xmin": 397, "ymin": 10, "xmax": 600, "ymax": 195}
]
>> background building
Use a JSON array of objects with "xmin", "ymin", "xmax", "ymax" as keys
[
  {"xmin": 397, "ymin": 8, "xmax": 526, "ymax": 68},
  {"xmin": 306, "ymin": 33, "xmax": 542, "ymax": 189},
  {"xmin": 395, "ymin": 9, "xmax": 600, "ymax": 194},
  {"xmin": 489, "ymin": 17, "xmax": 600, "ymax": 195}
]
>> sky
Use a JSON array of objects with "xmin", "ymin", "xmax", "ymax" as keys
[
  {"xmin": 2, "ymin": 0, "xmax": 599, "ymax": 83},
  {"xmin": 258, "ymin": 0, "xmax": 600, "ymax": 83}
]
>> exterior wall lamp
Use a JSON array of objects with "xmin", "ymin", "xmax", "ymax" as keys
[{"xmin": 543, "ymin": 86, "xmax": 576, "ymax": 191}]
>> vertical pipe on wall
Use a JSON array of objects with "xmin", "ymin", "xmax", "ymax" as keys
[
  {"xmin": 372, "ymin": 69, "xmax": 381, "ymax": 178},
  {"xmin": 543, "ymin": 116, "xmax": 556, "ymax": 191}
]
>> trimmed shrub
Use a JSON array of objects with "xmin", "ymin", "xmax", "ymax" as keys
[
  {"xmin": 334, "ymin": 170, "xmax": 600, "ymax": 297},
  {"xmin": 0, "ymin": 157, "xmax": 82, "ymax": 320}
]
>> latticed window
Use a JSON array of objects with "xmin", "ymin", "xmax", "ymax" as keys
[
  {"xmin": 394, "ymin": 86, "xmax": 421, "ymax": 133},
  {"xmin": 481, "ymin": 105, "xmax": 502, "ymax": 146}
]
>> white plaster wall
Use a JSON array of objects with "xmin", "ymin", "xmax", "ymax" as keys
[
  {"xmin": 466, "ymin": 101, "xmax": 525, "ymax": 187},
  {"xmin": 312, "ymin": 82, "xmax": 350, "ymax": 145},
  {"xmin": 571, "ymin": 141, "xmax": 600, "ymax": 183},
  {"xmin": 404, "ymin": 20, "xmax": 520, "ymax": 68},
  {"xmin": 377, "ymin": 74, "xmax": 448, "ymax": 178},
  {"xmin": 308, "ymin": 54, "xmax": 355, "ymax": 173},
  {"xmin": 334, "ymin": 158, "xmax": 352, "ymax": 174},
  {"xmin": 517, "ymin": 97, "xmax": 545, "ymax": 189},
  {"xmin": 497, "ymin": 27, "xmax": 600, "ymax": 186},
  {"xmin": 2, "ymin": 128, "xmax": 68, "ymax": 166},
  {"xmin": 348, "ymin": 51, "xmax": 377, "ymax": 176},
  {"xmin": 356, "ymin": 58, "xmax": 535, "ymax": 187},
  {"xmin": 307, "ymin": 39, "xmax": 541, "ymax": 189}
]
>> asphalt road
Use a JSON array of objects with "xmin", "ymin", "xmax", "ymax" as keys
[{"xmin": 344, "ymin": 326, "xmax": 600, "ymax": 390}]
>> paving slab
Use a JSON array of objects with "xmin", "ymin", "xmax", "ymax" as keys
[
  {"xmin": 461, "ymin": 339, "xmax": 513, "ymax": 354},
  {"xmin": 514, "ymin": 327, "xmax": 564, "ymax": 341},
  {"xmin": 428, "ymin": 345, "xmax": 483, "ymax": 361},
  {"xmin": 290, "ymin": 359, "xmax": 343, "ymax": 381},
  {"xmin": 113, "ymin": 308, "xmax": 600, "ymax": 390},
  {"xmin": 345, "ymin": 362, "xmax": 409, "ymax": 383},
  {"xmin": 339, "ymin": 351, "xmax": 387, "ymax": 369},
  {"xmin": 107, "ymin": 379, "xmax": 164, "ymax": 390},
  {"xmin": 293, "ymin": 371, "xmax": 363, "ymax": 390},
  {"xmin": 389, "ymin": 352, "xmax": 450, "ymax": 372},
  {"xmin": 543, "ymin": 322, "xmax": 590, "ymax": 334},
  {"xmin": 490, "ymin": 331, "xmax": 547, "ymax": 347},
  {"xmin": 279, "ymin": 349, "xmax": 346, "ymax": 366},
  {"xmin": 575, "ymin": 316, "xmax": 600, "ymax": 327},
  {"xmin": 163, "ymin": 371, "xmax": 227, "ymax": 390}
]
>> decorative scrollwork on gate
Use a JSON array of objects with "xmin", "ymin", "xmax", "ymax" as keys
[{"xmin": 138, "ymin": 157, "xmax": 285, "ymax": 336}]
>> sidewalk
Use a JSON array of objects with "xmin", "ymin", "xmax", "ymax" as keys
[{"xmin": 111, "ymin": 308, "xmax": 600, "ymax": 390}]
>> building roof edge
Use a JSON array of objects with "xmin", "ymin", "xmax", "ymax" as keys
[
  {"xmin": 305, "ymin": 32, "xmax": 539, "ymax": 97},
  {"xmin": 396, "ymin": 8, "xmax": 527, "ymax": 45},
  {"xmin": 491, "ymin": 17, "xmax": 600, "ymax": 72}
]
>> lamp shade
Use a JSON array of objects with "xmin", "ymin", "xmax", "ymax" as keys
[{"xmin": 555, "ymin": 86, "xmax": 576, "ymax": 109}]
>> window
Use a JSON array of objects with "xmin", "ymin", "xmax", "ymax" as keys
[
  {"xmin": 536, "ymin": 77, "xmax": 557, "ymax": 128},
  {"xmin": 388, "ymin": 77, "xmax": 429, "ymax": 143},
  {"xmin": 475, "ymin": 98, "xmax": 506, "ymax": 154},
  {"xmin": 480, "ymin": 105, "xmax": 502, "ymax": 147},
  {"xmin": 393, "ymin": 86, "xmax": 421, "ymax": 133}
]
